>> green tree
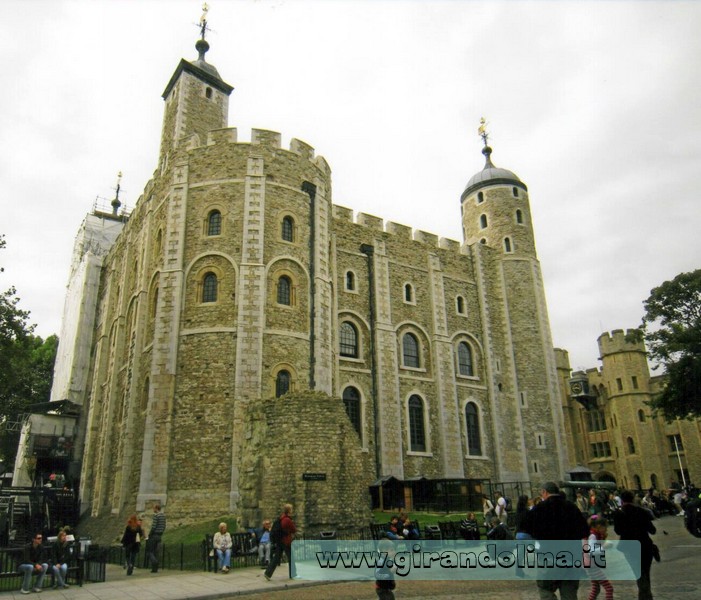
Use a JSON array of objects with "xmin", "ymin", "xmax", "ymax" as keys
[
  {"xmin": 0, "ymin": 235, "xmax": 58, "ymax": 464},
  {"xmin": 639, "ymin": 269, "xmax": 701, "ymax": 421}
]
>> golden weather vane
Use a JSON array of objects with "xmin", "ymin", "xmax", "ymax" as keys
[{"xmin": 478, "ymin": 117, "xmax": 489, "ymax": 147}]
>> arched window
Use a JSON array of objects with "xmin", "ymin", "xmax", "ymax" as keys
[
  {"xmin": 633, "ymin": 474, "xmax": 642, "ymax": 490},
  {"xmin": 277, "ymin": 275, "xmax": 291, "ymax": 306},
  {"xmin": 638, "ymin": 409, "xmax": 645, "ymax": 423},
  {"xmin": 202, "ymin": 272, "xmax": 218, "ymax": 303},
  {"xmin": 512, "ymin": 187, "xmax": 519, "ymax": 197},
  {"xmin": 340, "ymin": 322, "xmax": 359, "ymax": 358},
  {"xmin": 281, "ymin": 216, "xmax": 294, "ymax": 242},
  {"xmin": 456, "ymin": 296, "xmax": 465, "ymax": 315},
  {"xmin": 404, "ymin": 283, "xmax": 414, "ymax": 302},
  {"xmin": 477, "ymin": 191, "xmax": 484, "ymax": 204},
  {"xmin": 479, "ymin": 214, "xmax": 488, "ymax": 229},
  {"xmin": 627, "ymin": 436, "xmax": 636, "ymax": 454},
  {"xmin": 155, "ymin": 229, "xmax": 163, "ymax": 255},
  {"xmin": 343, "ymin": 386, "xmax": 362, "ymax": 437},
  {"xmin": 465, "ymin": 402, "xmax": 482, "ymax": 455},
  {"xmin": 650, "ymin": 473, "xmax": 658, "ymax": 490},
  {"xmin": 504, "ymin": 237, "xmax": 512, "ymax": 253},
  {"xmin": 402, "ymin": 333, "xmax": 419, "ymax": 368},
  {"xmin": 151, "ymin": 287, "xmax": 159, "ymax": 318},
  {"xmin": 205, "ymin": 86, "xmax": 213, "ymax": 99},
  {"xmin": 141, "ymin": 377, "xmax": 150, "ymax": 411},
  {"xmin": 275, "ymin": 370, "xmax": 290, "ymax": 397},
  {"xmin": 516, "ymin": 209, "xmax": 523, "ymax": 224},
  {"xmin": 408, "ymin": 395, "xmax": 426, "ymax": 452},
  {"xmin": 479, "ymin": 238, "xmax": 486, "ymax": 244},
  {"xmin": 207, "ymin": 210, "xmax": 222, "ymax": 236},
  {"xmin": 457, "ymin": 342, "xmax": 474, "ymax": 376},
  {"xmin": 346, "ymin": 271, "xmax": 355, "ymax": 291}
]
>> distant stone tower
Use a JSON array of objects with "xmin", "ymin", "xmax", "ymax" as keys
[{"xmin": 460, "ymin": 123, "xmax": 568, "ymax": 482}]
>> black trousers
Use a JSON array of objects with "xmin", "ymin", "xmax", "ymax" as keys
[{"xmin": 264, "ymin": 543, "xmax": 295, "ymax": 579}]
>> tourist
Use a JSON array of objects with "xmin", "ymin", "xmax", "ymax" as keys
[
  {"xmin": 147, "ymin": 503, "xmax": 166, "ymax": 573},
  {"xmin": 213, "ymin": 522, "xmax": 233, "ymax": 573},
  {"xmin": 18, "ymin": 532, "xmax": 48, "ymax": 594},
  {"xmin": 52, "ymin": 529, "xmax": 72, "ymax": 588},
  {"xmin": 257, "ymin": 519, "xmax": 272, "ymax": 566},
  {"xmin": 586, "ymin": 516, "xmax": 613, "ymax": 600},
  {"xmin": 459, "ymin": 512, "xmax": 480, "ymax": 540},
  {"xmin": 121, "ymin": 514, "xmax": 144, "ymax": 576},
  {"xmin": 264, "ymin": 503, "xmax": 297, "ymax": 580}
]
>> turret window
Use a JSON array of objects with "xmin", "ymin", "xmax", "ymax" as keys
[
  {"xmin": 281, "ymin": 216, "xmax": 295, "ymax": 242},
  {"xmin": 404, "ymin": 283, "xmax": 414, "ymax": 303},
  {"xmin": 504, "ymin": 237, "xmax": 513, "ymax": 253},
  {"xmin": 205, "ymin": 86, "xmax": 213, "ymax": 99},
  {"xmin": 275, "ymin": 370, "xmax": 291, "ymax": 397},
  {"xmin": 512, "ymin": 187, "xmax": 519, "ymax": 197},
  {"xmin": 408, "ymin": 395, "xmax": 427, "ymax": 452},
  {"xmin": 456, "ymin": 295, "xmax": 466, "ymax": 315},
  {"xmin": 516, "ymin": 209, "xmax": 523, "ymax": 224},
  {"xmin": 465, "ymin": 402, "xmax": 482, "ymax": 456},
  {"xmin": 477, "ymin": 191, "xmax": 484, "ymax": 204},
  {"xmin": 345, "ymin": 270, "xmax": 356, "ymax": 291},
  {"xmin": 479, "ymin": 214, "xmax": 488, "ymax": 229}
]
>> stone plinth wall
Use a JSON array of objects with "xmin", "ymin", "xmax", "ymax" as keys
[{"xmin": 238, "ymin": 391, "xmax": 374, "ymax": 534}]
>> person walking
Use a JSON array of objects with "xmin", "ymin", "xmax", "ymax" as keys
[
  {"xmin": 614, "ymin": 489, "xmax": 656, "ymax": 600},
  {"xmin": 121, "ymin": 515, "xmax": 145, "ymax": 576},
  {"xmin": 147, "ymin": 503, "xmax": 166, "ymax": 573},
  {"xmin": 264, "ymin": 503, "xmax": 297, "ymax": 581},
  {"xmin": 522, "ymin": 481, "xmax": 589, "ymax": 600}
]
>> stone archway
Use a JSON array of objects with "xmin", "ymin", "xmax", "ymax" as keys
[{"xmin": 595, "ymin": 470, "xmax": 616, "ymax": 484}]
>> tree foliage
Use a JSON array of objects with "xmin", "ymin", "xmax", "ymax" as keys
[
  {"xmin": 0, "ymin": 235, "xmax": 59, "ymax": 463},
  {"xmin": 640, "ymin": 269, "xmax": 701, "ymax": 421}
]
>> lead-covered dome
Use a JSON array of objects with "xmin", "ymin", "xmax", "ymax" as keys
[{"xmin": 462, "ymin": 145, "xmax": 526, "ymax": 200}]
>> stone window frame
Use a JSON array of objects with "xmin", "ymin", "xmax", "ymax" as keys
[
  {"xmin": 342, "ymin": 384, "xmax": 365, "ymax": 446},
  {"xmin": 405, "ymin": 393, "xmax": 431, "ymax": 456},
  {"xmin": 463, "ymin": 399, "xmax": 485, "ymax": 458},
  {"xmin": 515, "ymin": 209, "xmax": 524, "ymax": 225},
  {"xmin": 455, "ymin": 340, "xmax": 477, "ymax": 379},
  {"xmin": 141, "ymin": 377, "xmax": 150, "ymax": 412},
  {"xmin": 477, "ymin": 191, "xmax": 485, "ymax": 204},
  {"xmin": 149, "ymin": 281, "xmax": 159, "ymax": 320},
  {"xmin": 401, "ymin": 332, "xmax": 421, "ymax": 370},
  {"xmin": 278, "ymin": 211, "xmax": 298, "ymax": 244},
  {"xmin": 397, "ymin": 324, "xmax": 430, "ymax": 374},
  {"xmin": 535, "ymin": 431, "xmax": 546, "ymax": 449},
  {"xmin": 339, "ymin": 321, "xmax": 360, "ymax": 359},
  {"xmin": 456, "ymin": 295, "xmax": 467, "ymax": 316},
  {"xmin": 503, "ymin": 237, "xmax": 513, "ymax": 253},
  {"xmin": 638, "ymin": 409, "xmax": 646, "ymax": 423},
  {"xmin": 479, "ymin": 238, "xmax": 487, "ymax": 245},
  {"xmin": 626, "ymin": 436, "xmax": 636, "ymax": 455},
  {"xmin": 273, "ymin": 269, "xmax": 298, "ymax": 308},
  {"xmin": 155, "ymin": 228, "xmax": 163, "ymax": 258},
  {"xmin": 271, "ymin": 363, "xmax": 297, "ymax": 398},
  {"xmin": 479, "ymin": 214, "xmax": 488, "ymax": 230},
  {"xmin": 345, "ymin": 270, "xmax": 358, "ymax": 293},
  {"xmin": 204, "ymin": 85, "xmax": 213, "ymax": 100},
  {"xmin": 200, "ymin": 203, "xmax": 227, "ymax": 238},
  {"xmin": 512, "ymin": 187, "xmax": 519, "ymax": 198},
  {"xmin": 195, "ymin": 265, "xmax": 224, "ymax": 305},
  {"xmin": 403, "ymin": 282, "xmax": 416, "ymax": 305}
]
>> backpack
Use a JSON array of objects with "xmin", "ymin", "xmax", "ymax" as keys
[{"xmin": 269, "ymin": 517, "xmax": 284, "ymax": 544}]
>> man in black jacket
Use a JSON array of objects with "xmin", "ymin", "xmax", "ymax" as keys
[
  {"xmin": 521, "ymin": 481, "xmax": 589, "ymax": 600},
  {"xmin": 614, "ymin": 489, "xmax": 656, "ymax": 599},
  {"xmin": 18, "ymin": 532, "xmax": 48, "ymax": 594}
]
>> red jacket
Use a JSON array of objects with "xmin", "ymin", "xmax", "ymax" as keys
[{"xmin": 280, "ymin": 513, "xmax": 297, "ymax": 547}]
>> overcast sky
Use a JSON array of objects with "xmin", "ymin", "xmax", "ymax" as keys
[{"xmin": 1, "ymin": 0, "xmax": 699, "ymax": 370}]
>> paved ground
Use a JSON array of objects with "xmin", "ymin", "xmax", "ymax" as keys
[{"xmin": 0, "ymin": 514, "xmax": 698, "ymax": 599}]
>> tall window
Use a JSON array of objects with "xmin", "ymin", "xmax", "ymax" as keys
[
  {"xmin": 202, "ymin": 272, "xmax": 218, "ymax": 303},
  {"xmin": 516, "ymin": 209, "xmax": 523, "ymax": 224},
  {"xmin": 404, "ymin": 283, "xmax": 414, "ymax": 302},
  {"xmin": 633, "ymin": 474, "xmax": 642, "ymax": 490},
  {"xmin": 457, "ymin": 342, "xmax": 474, "ymax": 376},
  {"xmin": 588, "ymin": 409, "xmax": 607, "ymax": 432},
  {"xmin": 504, "ymin": 237, "xmax": 512, "ymax": 253},
  {"xmin": 343, "ymin": 386, "xmax": 361, "ymax": 437},
  {"xmin": 465, "ymin": 402, "xmax": 481, "ymax": 455},
  {"xmin": 668, "ymin": 434, "xmax": 684, "ymax": 452},
  {"xmin": 346, "ymin": 271, "xmax": 355, "ymax": 291},
  {"xmin": 627, "ymin": 436, "xmax": 636, "ymax": 454},
  {"xmin": 275, "ymin": 370, "xmax": 290, "ymax": 397},
  {"xmin": 281, "ymin": 216, "xmax": 294, "ymax": 242},
  {"xmin": 340, "ymin": 322, "xmax": 359, "ymax": 358},
  {"xmin": 456, "ymin": 296, "xmax": 465, "ymax": 314},
  {"xmin": 638, "ymin": 409, "xmax": 646, "ymax": 422},
  {"xmin": 477, "ymin": 191, "xmax": 484, "ymax": 204},
  {"xmin": 408, "ymin": 395, "xmax": 426, "ymax": 452},
  {"xmin": 479, "ymin": 214, "xmax": 488, "ymax": 229},
  {"xmin": 402, "ymin": 333, "xmax": 419, "ymax": 368},
  {"xmin": 512, "ymin": 187, "xmax": 519, "ymax": 197},
  {"xmin": 207, "ymin": 210, "xmax": 222, "ymax": 236},
  {"xmin": 650, "ymin": 474, "xmax": 658, "ymax": 490},
  {"xmin": 277, "ymin": 275, "xmax": 291, "ymax": 305}
]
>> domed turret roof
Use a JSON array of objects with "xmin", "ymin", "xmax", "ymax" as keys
[{"xmin": 462, "ymin": 145, "xmax": 526, "ymax": 200}]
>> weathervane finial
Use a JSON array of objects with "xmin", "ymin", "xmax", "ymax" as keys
[
  {"xmin": 199, "ymin": 3, "xmax": 210, "ymax": 40},
  {"xmin": 478, "ymin": 117, "xmax": 489, "ymax": 147},
  {"xmin": 111, "ymin": 171, "xmax": 123, "ymax": 216}
]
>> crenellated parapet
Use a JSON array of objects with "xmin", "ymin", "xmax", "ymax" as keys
[
  {"xmin": 333, "ymin": 206, "xmax": 461, "ymax": 250},
  {"xmin": 598, "ymin": 329, "xmax": 646, "ymax": 357}
]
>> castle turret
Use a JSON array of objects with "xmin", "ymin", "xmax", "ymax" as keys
[
  {"xmin": 158, "ymin": 8, "xmax": 234, "ymax": 169},
  {"xmin": 460, "ymin": 126, "xmax": 535, "ymax": 257}
]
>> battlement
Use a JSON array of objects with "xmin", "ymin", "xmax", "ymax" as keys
[
  {"xmin": 597, "ymin": 329, "xmax": 646, "ymax": 356},
  {"xmin": 333, "ymin": 205, "xmax": 461, "ymax": 250}
]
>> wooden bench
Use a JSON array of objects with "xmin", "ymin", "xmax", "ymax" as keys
[
  {"xmin": 0, "ymin": 545, "xmax": 83, "ymax": 592},
  {"xmin": 203, "ymin": 532, "xmax": 260, "ymax": 572}
]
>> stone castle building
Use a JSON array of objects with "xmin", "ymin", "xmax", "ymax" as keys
[
  {"xmin": 14, "ymin": 29, "xmax": 571, "ymax": 528},
  {"xmin": 557, "ymin": 330, "xmax": 701, "ymax": 491}
]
